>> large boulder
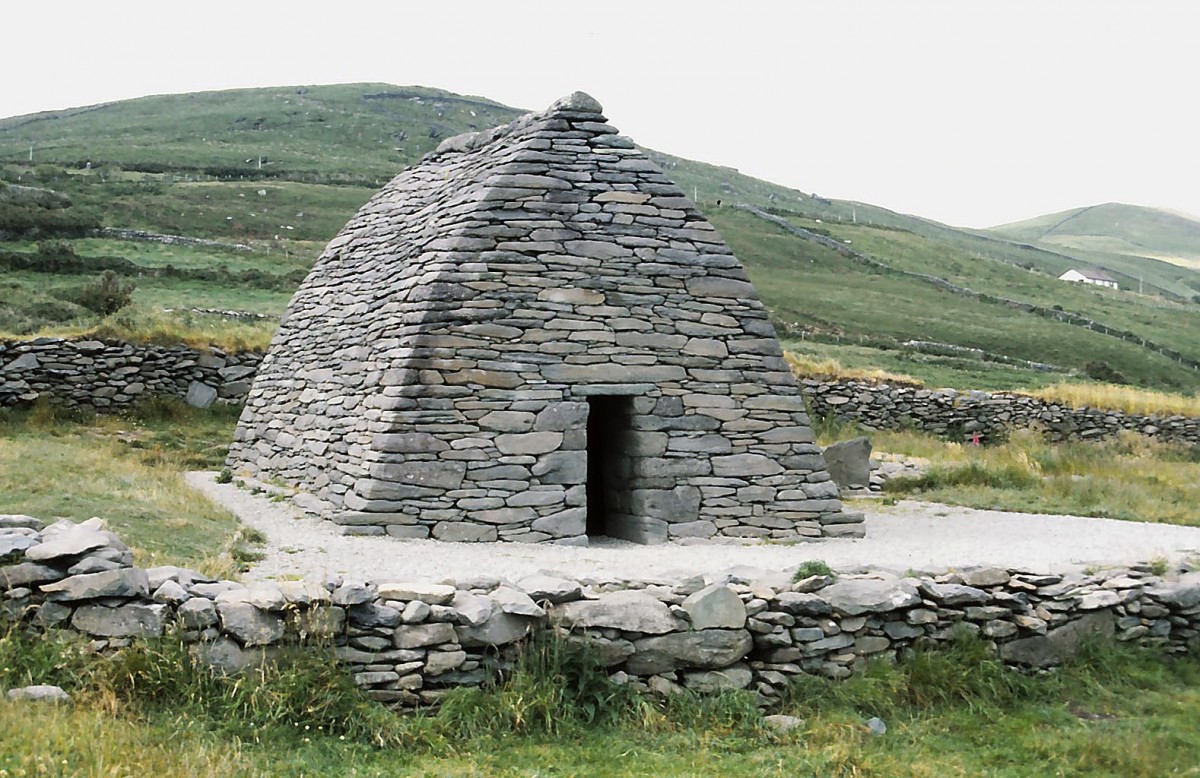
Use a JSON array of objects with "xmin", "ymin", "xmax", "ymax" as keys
[
  {"xmin": 823, "ymin": 437, "xmax": 872, "ymax": 490},
  {"xmin": 626, "ymin": 629, "xmax": 753, "ymax": 675},
  {"xmin": 71, "ymin": 603, "xmax": 166, "ymax": 638},
  {"xmin": 552, "ymin": 591, "xmax": 679, "ymax": 635},
  {"xmin": 216, "ymin": 599, "xmax": 285, "ymax": 647},
  {"xmin": 822, "ymin": 578, "xmax": 921, "ymax": 616},
  {"xmin": 40, "ymin": 568, "xmax": 149, "ymax": 601},
  {"xmin": 999, "ymin": 611, "xmax": 1115, "ymax": 668},
  {"xmin": 1147, "ymin": 572, "xmax": 1200, "ymax": 610},
  {"xmin": 682, "ymin": 584, "xmax": 746, "ymax": 630}
]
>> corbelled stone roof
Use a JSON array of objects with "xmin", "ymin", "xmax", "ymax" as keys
[{"xmin": 229, "ymin": 93, "xmax": 864, "ymax": 544}]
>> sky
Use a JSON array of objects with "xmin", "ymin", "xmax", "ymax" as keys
[{"xmin": 4, "ymin": 0, "xmax": 1198, "ymax": 228}]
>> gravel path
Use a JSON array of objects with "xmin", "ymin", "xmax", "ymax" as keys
[{"xmin": 186, "ymin": 472, "xmax": 1200, "ymax": 584}]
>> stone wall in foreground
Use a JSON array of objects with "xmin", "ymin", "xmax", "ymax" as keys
[
  {"xmin": 3, "ymin": 516, "xmax": 1198, "ymax": 707},
  {"xmin": 801, "ymin": 379, "xmax": 1200, "ymax": 445},
  {"xmin": 0, "ymin": 338, "xmax": 261, "ymax": 410}
]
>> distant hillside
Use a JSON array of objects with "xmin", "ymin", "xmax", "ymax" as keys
[
  {"xmin": 2, "ymin": 84, "xmax": 1199, "ymax": 391},
  {"xmin": 991, "ymin": 203, "xmax": 1200, "ymax": 274}
]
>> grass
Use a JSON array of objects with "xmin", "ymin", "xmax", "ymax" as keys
[
  {"xmin": 836, "ymin": 425, "xmax": 1200, "ymax": 525},
  {"xmin": 1, "ymin": 619, "xmax": 1198, "ymax": 776},
  {"xmin": 0, "ymin": 399, "xmax": 243, "ymax": 571},
  {"xmin": 712, "ymin": 207, "xmax": 1200, "ymax": 392},
  {"xmin": 1030, "ymin": 381, "xmax": 1200, "ymax": 417},
  {"xmin": 784, "ymin": 350, "xmax": 920, "ymax": 386},
  {"xmin": 3, "ymin": 82, "xmax": 1199, "ymax": 395}
]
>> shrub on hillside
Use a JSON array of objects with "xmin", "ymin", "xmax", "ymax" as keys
[
  {"xmin": 1084, "ymin": 360, "xmax": 1128, "ymax": 385},
  {"xmin": 70, "ymin": 270, "xmax": 137, "ymax": 315}
]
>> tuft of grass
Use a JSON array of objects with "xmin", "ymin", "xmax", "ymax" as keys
[
  {"xmin": 877, "ymin": 427, "xmax": 1200, "ymax": 525},
  {"xmin": 792, "ymin": 560, "xmax": 835, "ymax": 581},
  {"xmin": 785, "ymin": 350, "xmax": 921, "ymax": 386},
  {"xmin": 1029, "ymin": 381, "xmax": 1200, "ymax": 417},
  {"xmin": 438, "ymin": 627, "xmax": 647, "ymax": 738}
]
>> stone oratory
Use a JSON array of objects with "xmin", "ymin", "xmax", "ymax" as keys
[{"xmin": 228, "ymin": 92, "xmax": 865, "ymax": 544}]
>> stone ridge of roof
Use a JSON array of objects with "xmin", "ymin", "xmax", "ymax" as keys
[{"xmin": 428, "ymin": 92, "xmax": 608, "ymax": 159}]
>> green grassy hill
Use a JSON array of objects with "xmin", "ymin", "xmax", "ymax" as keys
[
  {"xmin": 2, "ymin": 83, "xmax": 1199, "ymax": 392},
  {"xmin": 990, "ymin": 203, "xmax": 1200, "ymax": 297}
]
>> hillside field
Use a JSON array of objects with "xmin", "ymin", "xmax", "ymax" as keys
[{"xmin": 2, "ymin": 83, "xmax": 1200, "ymax": 395}]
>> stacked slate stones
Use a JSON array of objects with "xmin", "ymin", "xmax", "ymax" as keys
[
  {"xmin": 0, "ymin": 338, "xmax": 260, "ymax": 410},
  {"xmin": 4, "ymin": 517, "xmax": 1199, "ymax": 708},
  {"xmin": 228, "ymin": 92, "xmax": 864, "ymax": 544},
  {"xmin": 801, "ymin": 379, "xmax": 1200, "ymax": 445}
]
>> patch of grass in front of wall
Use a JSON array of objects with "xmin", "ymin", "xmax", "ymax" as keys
[
  {"xmin": 854, "ymin": 426, "xmax": 1200, "ymax": 525},
  {"xmin": 2, "ymin": 624, "xmax": 1199, "ymax": 777},
  {"xmin": 0, "ymin": 399, "xmax": 242, "ymax": 570}
]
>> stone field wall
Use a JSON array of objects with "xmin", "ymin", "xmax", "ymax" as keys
[
  {"xmin": 0, "ymin": 338, "xmax": 261, "ymax": 410},
  {"xmin": 4, "ymin": 516, "xmax": 1198, "ymax": 708},
  {"xmin": 803, "ymin": 379, "xmax": 1200, "ymax": 445},
  {"xmin": 4, "ymin": 340, "xmax": 1197, "ymax": 452}
]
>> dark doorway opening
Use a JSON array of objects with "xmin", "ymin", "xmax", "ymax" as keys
[{"xmin": 586, "ymin": 396, "xmax": 633, "ymax": 538}]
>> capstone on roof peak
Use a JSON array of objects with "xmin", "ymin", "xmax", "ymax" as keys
[{"xmin": 547, "ymin": 91, "xmax": 603, "ymax": 115}]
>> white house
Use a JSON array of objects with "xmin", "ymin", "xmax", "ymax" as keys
[{"xmin": 1059, "ymin": 268, "xmax": 1119, "ymax": 289}]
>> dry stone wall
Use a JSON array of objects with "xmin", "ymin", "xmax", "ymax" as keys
[
  {"xmin": 802, "ymin": 379, "xmax": 1200, "ymax": 445},
  {"xmin": 0, "ymin": 338, "xmax": 261, "ymax": 410},
  {"xmin": 4, "ymin": 516, "xmax": 1198, "ymax": 708},
  {"xmin": 228, "ymin": 93, "xmax": 861, "ymax": 544}
]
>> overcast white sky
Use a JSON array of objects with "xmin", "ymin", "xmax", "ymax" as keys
[{"xmin": 5, "ymin": 1, "xmax": 1198, "ymax": 228}]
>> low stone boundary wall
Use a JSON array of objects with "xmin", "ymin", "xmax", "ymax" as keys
[
  {"xmin": 4, "ymin": 339, "xmax": 1198, "ymax": 451},
  {"xmin": 0, "ymin": 338, "xmax": 262, "ymax": 410},
  {"xmin": 801, "ymin": 379, "xmax": 1200, "ymax": 445},
  {"xmin": 3, "ymin": 516, "xmax": 1197, "ymax": 707}
]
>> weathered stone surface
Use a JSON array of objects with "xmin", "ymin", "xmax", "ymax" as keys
[
  {"xmin": 217, "ymin": 600, "xmax": 285, "ymax": 647},
  {"xmin": 1000, "ymin": 611, "xmax": 1115, "ymax": 668},
  {"xmin": 682, "ymin": 584, "xmax": 746, "ymax": 630},
  {"xmin": 24, "ymin": 524, "xmax": 110, "ymax": 562},
  {"xmin": 185, "ymin": 381, "xmax": 218, "ymax": 409},
  {"xmin": 822, "ymin": 436, "xmax": 871, "ymax": 489},
  {"xmin": 683, "ymin": 665, "xmax": 753, "ymax": 692},
  {"xmin": 626, "ymin": 629, "xmax": 753, "ymax": 674},
  {"xmin": 425, "ymin": 649, "xmax": 468, "ymax": 675},
  {"xmin": 394, "ymin": 622, "xmax": 457, "ymax": 649},
  {"xmin": 179, "ymin": 596, "xmax": 218, "ymax": 629},
  {"xmin": 552, "ymin": 591, "xmax": 678, "ymax": 634},
  {"xmin": 41, "ymin": 568, "xmax": 149, "ymax": 601},
  {"xmin": 0, "ymin": 562, "xmax": 62, "ymax": 588},
  {"xmin": 822, "ymin": 579, "xmax": 921, "ymax": 616},
  {"xmin": 0, "ymin": 515, "xmax": 45, "ymax": 531},
  {"xmin": 774, "ymin": 591, "xmax": 833, "ymax": 616},
  {"xmin": 1147, "ymin": 572, "xmax": 1200, "ymax": 609},
  {"xmin": 71, "ymin": 603, "xmax": 165, "ymax": 638},
  {"xmin": 193, "ymin": 637, "xmax": 255, "ymax": 675},
  {"xmin": 376, "ymin": 582, "xmax": 456, "ymax": 605},
  {"xmin": 961, "ymin": 568, "xmax": 1010, "ymax": 587},
  {"xmin": 6, "ymin": 685, "xmax": 71, "ymax": 704},
  {"xmin": 450, "ymin": 590, "xmax": 493, "ymax": 626},
  {"xmin": 456, "ymin": 612, "xmax": 536, "ymax": 647},
  {"xmin": 920, "ymin": 582, "xmax": 990, "ymax": 606},
  {"xmin": 0, "ymin": 533, "xmax": 38, "ymax": 558},
  {"xmin": 517, "ymin": 574, "xmax": 582, "ymax": 604},
  {"xmin": 490, "ymin": 586, "xmax": 545, "ymax": 618}
]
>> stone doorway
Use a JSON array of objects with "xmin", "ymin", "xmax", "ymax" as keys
[{"xmin": 585, "ymin": 396, "xmax": 634, "ymax": 539}]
